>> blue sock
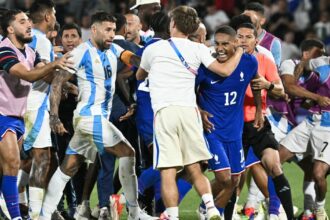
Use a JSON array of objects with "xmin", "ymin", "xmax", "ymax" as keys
[
  {"xmin": 154, "ymin": 180, "xmax": 165, "ymax": 213},
  {"xmin": 1, "ymin": 175, "xmax": 21, "ymax": 219},
  {"xmin": 268, "ymin": 176, "xmax": 280, "ymax": 216},
  {"xmin": 216, "ymin": 207, "xmax": 224, "ymax": 215},
  {"xmin": 138, "ymin": 167, "xmax": 160, "ymax": 194},
  {"xmin": 177, "ymin": 178, "xmax": 192, "ymax": 202}
]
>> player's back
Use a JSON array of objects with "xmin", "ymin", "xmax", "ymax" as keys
[
  {"xmin": 72, "ymin": 41, "xmax": 121, "ymax": 118},
  {"xmin": 142, "ymin": 38, "xmax": 214, "ymax": 112},
  {"xmin": 197, "ymin": 53, "xmax": 258, "ymax": 141},
  {"xmin": 27, "ymin": 29, "xmax": 55, "ymax": 111}
]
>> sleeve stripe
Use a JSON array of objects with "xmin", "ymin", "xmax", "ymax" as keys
[
  {"xmin": 0, "ymin": 50, "xmax": 16, "ymax": 55},
  {"xmin": 0, "ymin": 55, "xmax": 17, "ymax": 62}
]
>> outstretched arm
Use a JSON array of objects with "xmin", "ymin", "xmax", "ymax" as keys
[{"xmin": 9, "ymin": 52, "xmax": 73, "ymax": 82}]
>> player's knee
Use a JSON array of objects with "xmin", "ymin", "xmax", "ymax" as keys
[
  {"xmin": 313, "ymin": 169, "xmax": 325, "ymax": 184},
  {"xmin": 2, "ymin": 156, "xmax": 20, "ymax": 174},
  {"xmin": 215, "ymin": 173, "xmax": 232, "ymax": 188}
]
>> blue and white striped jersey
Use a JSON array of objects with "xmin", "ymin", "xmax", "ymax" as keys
[
  {"xmin": 26, "ymin": 28, "xmax": 55, "ymax": 111},
  {"xmin": 70, "ymin": 40, "xmax": 124, "ymax": 119}
]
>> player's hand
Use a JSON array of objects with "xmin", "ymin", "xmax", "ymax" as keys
[
  {"xmin": 316, "ymin": 96, "xmax": 330, "ymax": 107},
  {"xmin": 200, "ymin": 109, "xmax": 214, "ymax": 133},
  {"xmin": 54, "ymin": 52, "xmax": 75, "ymax": 72},
  {"xmin": 119, "ymin": 104, "xmax": 137, "ymax": 122},
  {"xmin": 50, "ymin": 114, "xmax": 68, "ymax": 135},
  {"xmin": 53, "ymin": 46, "xmax": 63, "ymax": 54},
  {"xmin": 251, "ymin": 76, "xmax": 270, "ymax": 90},
  {"xmin": 253, "ymin": 111, "xmax": 264, "ymax": 131}
]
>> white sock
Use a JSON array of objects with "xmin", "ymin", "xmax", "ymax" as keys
[
  {"xmin": 315, "ymin": 199, "xmax": 325, "ymax": 210},
  {"xmin": 303, "ymin": 181, "xmax": 315, "ymax": 211},
  {"xmin": 166, "ymin": 207, "xmax": 179, "ymax": 220},
  {"xmin": 119, "ymin": 157, "xmax": 139, "ymax": 216},
  {"xmin": 19, "ymin": 191, "xmax": 28, "ymax": 205},
  {"xmin": 246, "ymin": 178, "xmax": 263, "ymax": 209},
  {"xmin": 17, "ymin": 169, "xmax": 29, "ymax": 188},
  {"xmin": 39, "ymin": 168, "xmax": 71, "ymax": 219},
  {"xmin": 202, "ymin": 193, "xmax": 215, "ymax": 209},
  {"xmin": 29, "ymin": 187, "xmax": 44, "ymax": 219}
]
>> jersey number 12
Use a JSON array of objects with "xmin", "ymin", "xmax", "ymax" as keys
[{"xmin": 224, "ymin": 91, "xmax": 237, "ymax": 106}]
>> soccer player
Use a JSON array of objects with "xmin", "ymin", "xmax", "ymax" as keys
[
  {"xmin": 236, "ymin": 23, "xmax": 295, "ymax": 220},
  {"xmin": 279, "ymin": 54, "xmax": 330, "ymax": 219},
  {"xmin": 278, "ymin": 39, "xmax": 325, "ymax": 219},
  {"xmin": 39, "ymin": 12, "xmax": 156, "ymax": 220},
  {"xmin": 136, "ymin": 5, "xmax": 244, "ymax": 220},
  {"xmin": 22, "ymin": 1, "xmax": 58, "ymax": 218},
  {"xmin": 0, "ymin": 9, "xmax": 72, "ymax": 220},
  {"xmin": 196, "ymin": 25, "xmax": 263, "ymax": 219},
  {"xmin": 55, "ymin": 22, "xmax": 82, "ymax": 219}
]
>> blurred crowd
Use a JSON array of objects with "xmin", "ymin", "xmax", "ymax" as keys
[{"xmin": 2, "ymin": 0, "xmax": 330, "ymax": 61}]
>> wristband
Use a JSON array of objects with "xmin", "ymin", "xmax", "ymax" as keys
[{"xmin": 267, "ymin": 82, "xmax": 275, "ymax": 91}]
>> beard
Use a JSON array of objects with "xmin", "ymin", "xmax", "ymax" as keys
[{"xmin": 16, "ymin": 31, "xmax": 33, "ymax": 44}]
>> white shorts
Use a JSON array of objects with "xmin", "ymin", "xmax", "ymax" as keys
[
  {"xmin": 265, "ymin": 107, "xmax": 293, "ymax": 142},
  {"xmin": 67, "ymin": 115, "xmax": 128, "ymax": 162},
  {"xmin": 153, "ymin": 106, "xmax": 212, "ymax": 169},
  {"xmin": 280, "ymin": 114, "xmax": 319, "ymax": 157},
  {"xmin": 23, "ymin": 107, "xmax": 52, "ymax": 151},
  {"xmin": 311, "ymin": 113, "xmax": 330, "ymax": 165}
]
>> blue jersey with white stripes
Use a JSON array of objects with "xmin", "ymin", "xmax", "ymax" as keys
[
  {"xmin": 69, "ymin": 40, "xmax": 124, "ymax": 119},
  {"xmin": 197, "ymin": 53, "xmax": 258, "ymax": 141}
]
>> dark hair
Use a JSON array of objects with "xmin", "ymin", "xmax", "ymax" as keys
[
  {"xmin": 245, "ymin": 2, "xmax": 265, "ymax": 16},
  {"xmin": 60, "ymin": 23, "xmax": 82, "ymax": 38},
  {"xmin": 229, "ymin": 14, "xmax": 252, "ymax": 30},
  {"xmin": 29, "ymin": 0, "xmax": 55, "ymax": 24},
  {"xmin": 91, "ymin": 11, "xmax": 116, "ymax": 26},
  {"xmin": 114, "ymin": 13, "xmax": 127, "ymax": 33},
  {"xmin": 215, "ymin": 25, "xmax": 236, "ymax": 38},
  {"xmin": 169, "ymin": 6, "xmax": 200, "ymax": 35},
  {"xmin": 54, "ymin": 21, "xmax": 60, "ymax": 32},
  {"xmin": 300, "ymin": 39, "xmax": 325, "ymax": 52},
  {"xmin": 150, "ymin": 11, "xmax": 170, "ymax": 33},
  {"xmin": 237, "ymin": 22, "xmax": 258, "ymax": 37},
  {"xmin": 0, "ymin": 9, "xmax": 23, "ymax": 36}
]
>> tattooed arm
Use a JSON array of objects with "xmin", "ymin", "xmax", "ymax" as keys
[{"xmin": 49, "ymin": 69, "xmax": 73, "ymax": 135}]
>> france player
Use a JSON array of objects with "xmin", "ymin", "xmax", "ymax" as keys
[
  {"xmin": 0, "ymin": 9, "xmax": 72, "ymax": 220},
  {"xmin": 196, "ymin": 25, "xmax": 263, "ymax": 219},
  {"xmin": 39, "ymin": 12, "xmax": 157, "ymax": 220}
]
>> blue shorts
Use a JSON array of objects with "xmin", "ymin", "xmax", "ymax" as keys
[
  {"xmin": 136, "ymin": 117, "xmax": 153, "ymax": 147},
  {"xmin": 206, "ymin": 134, "xmax": 245, "ymax": 175},
  {"xmin": 245, "ymin": 147, "xmax": 261, "ymax": 168},
  {"xmin": 0, "ymin": 115, "xmax": 25, "ymax": 142}
]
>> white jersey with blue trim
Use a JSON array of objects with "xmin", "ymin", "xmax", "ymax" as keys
[
  {"xmin": 70, "ymin": 40, "xmax": 124, "ymax": 119},
  {"xmin": 26, "ymin": 29, "xmax": 55, "ymax": 111}
]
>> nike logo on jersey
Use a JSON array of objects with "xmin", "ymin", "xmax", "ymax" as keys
[{"xmin": 210, "ymin": 80, "xmax": 220, "ymax": 84}]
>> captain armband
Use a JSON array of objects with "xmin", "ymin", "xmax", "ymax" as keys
[{"xmin": 120, "ymin": 50, "xmax": 134, "ymax": 67}]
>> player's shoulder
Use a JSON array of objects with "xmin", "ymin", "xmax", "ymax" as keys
[
  {"xmin": 280, "ymin": 59, "xmax": 296, "ymax": 69},
  {"xmin": 241, "ymin": 53, "xmax": 258, "ymax": 66},
  {"xmin": 310, "ymin": 56, "xmax": 329, "ymax": 69}
]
